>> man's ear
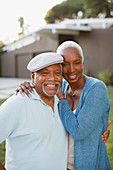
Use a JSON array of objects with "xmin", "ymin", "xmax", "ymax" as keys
[{"xmin": 31, "ymin": 72, "xmax": 35, "ymax": 84}]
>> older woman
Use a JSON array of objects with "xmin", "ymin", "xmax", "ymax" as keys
[
  {"xmin": 56, "ymin": 41, "xmax": 111, "ymax": 170},
  {"xmin": 16, "ymin": 41, "xmax": 111, "ymax": 170}
]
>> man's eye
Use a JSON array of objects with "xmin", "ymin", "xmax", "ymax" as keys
[
  {"xmin": 62, "ymin": 63, "xmax": 68, "ymax": 66},
  {"xmin": 55, "ymin": 72, "xmax": 61, "ymax": 75},
  {"xmin": 41, "ymin": 72, "xmax": 48, "ymax": 75}
]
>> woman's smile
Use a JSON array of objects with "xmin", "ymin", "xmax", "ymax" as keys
[{"xmin": 68, "ymin": 74, "xmax": 77, "ymax": 80}]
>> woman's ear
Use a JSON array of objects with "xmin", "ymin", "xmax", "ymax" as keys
[
  {"xmin": 31, "ymin": 72, "xmax": 35, "ymax": 84},
  {"xmin": 82, "ymin": 61, "xmax": 85, "ymax": 73}
]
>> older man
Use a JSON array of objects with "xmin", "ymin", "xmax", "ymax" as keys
[{"xmin": 0, "ymin": 52, "xmax": 68, "ymax": 170}]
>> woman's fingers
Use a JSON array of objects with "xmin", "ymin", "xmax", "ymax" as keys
[
  {"xmin": 102, "ymin": 127, "xmax": 110, "ymax": 143},
  {"xmin": 57, "ymin": 88, "xmax": 66, "ymax": 100},
  {"xmin": 107, "ymin": 121, "xmax": 111, "ymax": 127},
  {"xmin": 15, "ymin": 82, "xmax": 35, "ymax": 97}
]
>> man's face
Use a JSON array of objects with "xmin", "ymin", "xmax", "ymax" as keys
[{"xmin": 32, "ymin": 64, "xmax": 62, "ymax": 97}]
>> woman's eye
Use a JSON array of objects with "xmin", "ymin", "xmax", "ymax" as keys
[{"xmin": 74, "ymin": 62, "xmax": 81, "ymax": 65}]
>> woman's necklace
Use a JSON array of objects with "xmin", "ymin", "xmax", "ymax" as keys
[
  {"xmin": 72, "ymin": 91, "xmax": 76, "ymax": 97},
  {"xmin": 69, "ymin": 86, "xmax": 77, "ymax": 97},
  {"xmin": 69, "ymin": 75, "xmax": 87, "ymax": 97}
]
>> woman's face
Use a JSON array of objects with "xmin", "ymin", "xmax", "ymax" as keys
[{"xmin": 61, "ymin": 47, "xmax": 84, "ymax": 85}]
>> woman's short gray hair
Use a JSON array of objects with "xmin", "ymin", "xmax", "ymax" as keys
[{"xmin": 57, "ymin": 41, "xmax": 84, "ymax": 63}]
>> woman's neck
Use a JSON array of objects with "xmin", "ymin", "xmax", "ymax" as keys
[{"xmin": 69, "ymin": 74, "xmax": 87, "ymax": 92}]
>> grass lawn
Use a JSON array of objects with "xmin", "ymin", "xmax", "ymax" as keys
[
  {"xmin": 106, "ymin": 86, "xmax": 113, "ymax": 168},
  {"xmin": 0, "ymin": 99, "xmax": 7, "ymax": 165},
  {"xmin": 0, "ymin": 87, "xmax": 113, "ymax": 168}
]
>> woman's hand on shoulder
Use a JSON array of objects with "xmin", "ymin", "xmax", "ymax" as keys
[
  {"xmin": 15, "ymin": 82, "xmax": 35, "ymax": 97},
  {"xmin": 57, "ymin": 88, "xmax": 66, "ymax": 100}
]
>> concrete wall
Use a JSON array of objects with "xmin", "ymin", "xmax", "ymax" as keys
[{"xmin": 78, "ymin": 28, "xmax": 113, "ymax": 76}]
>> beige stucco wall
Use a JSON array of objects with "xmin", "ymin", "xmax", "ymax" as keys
[
  {"xmin": 1, "ymin": 28, "xmax": 113, "ymax": 78},
  {"xmin": 78, "ymin": 28, "xmax": 113, "ymax": 76},
  {"xmin": 1, "ymin": 51, "xmax": 16, "ymax": 77},
  {"xmin": 1, "ymin": 36, "xmax": 58, "ymax": 78}
]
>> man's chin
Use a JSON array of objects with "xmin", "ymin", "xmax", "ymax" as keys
[
  {"xmin": 42, "ymin": 89, "xmax": 57, "ymax": 97},
  {"xmin": 43, "ymin": 85, "xmax": 60, "ymax": 97}
]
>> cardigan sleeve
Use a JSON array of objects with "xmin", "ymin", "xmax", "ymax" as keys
[{"xmin": 58, "ymin": 81, "xmax": 110, "ymax": 140}]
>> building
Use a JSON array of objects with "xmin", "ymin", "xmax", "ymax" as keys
[{"xmin": 0, "ymin": 18, "xmax": 113, "ymax": 78}]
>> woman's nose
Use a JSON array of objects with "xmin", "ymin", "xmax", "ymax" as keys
[{"xmin": 69, "ymin": 64, "xmax": 74, "ymax": 72}]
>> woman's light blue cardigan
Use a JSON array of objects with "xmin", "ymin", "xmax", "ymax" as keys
[{"xmin": 58, "ymin": 77, "xmax": 111, "ymax": 170}]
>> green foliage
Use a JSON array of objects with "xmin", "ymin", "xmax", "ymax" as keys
[
  {"xmin": 0, "ymin": 99, "xmax": 6, "ymax": 165},
  {"xmin": 84, "ymin": 0, "xmax": 113, "ymax": 18},
  {"xmin": 0, "ymin": 99, "xmax": 6, "ymax": 106},
  {"xmin": 44, "ymin": 0, "xmax": 113, "ymax": 23},
  {"xmin": 0, "ymin": 141, "xmax": 5, "ymax": 166},
  {"xmin": 98, "ymin": 70, "xmax": 112, "ymax": 86},
  {"xmin": 18, "ymin": 17, "xmax": 24, "ymax": 30},
  {"xmin": 45, "ymin": 0, "xmax": 85, "ymax": 23},
  {"xmin": 44, "ymin": 10, "xmax": 56, "ymax": 23},
  {"xmin": 0, "ymin": 41, "xmax": 5, "ymax": 52},
  {"xmin": 18, "ymin": 17, "xmax": 24, "ymax": 38}
]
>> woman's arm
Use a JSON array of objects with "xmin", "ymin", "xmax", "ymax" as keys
[
  {"xmin": 57, "ymin": 87, "xmax": 110, "ymax": 142},
  {"xmin": 15, "ymin": 82, "xmax": 35, "ymax": 97},
  {"xmin": 58, "ymin": 82, "xmax": 110, "ymax": 140}
]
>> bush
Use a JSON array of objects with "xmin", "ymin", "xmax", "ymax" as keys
[{"xmin": 98, "ymin": 70, "xmax": 112, "ymax": 86}]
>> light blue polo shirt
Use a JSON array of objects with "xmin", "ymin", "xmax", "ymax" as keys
[{"xmin": 0, "ymin": 89, "xmax": 68, "ymax": 170}]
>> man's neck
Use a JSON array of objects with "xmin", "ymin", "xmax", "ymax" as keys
[
  {"xmin": 35, "ymin": 88, "xmax": 55, "ymax": 111},
  {"xmin": 40, "ymin": 95, "xmax": 54, "ymax": 111}
]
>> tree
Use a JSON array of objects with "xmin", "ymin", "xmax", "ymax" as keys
[
  {"xmin": 18, "ymin": 17, "xmax": 24, "ymax": 39},
  {"xmin": 84, "ymin": 0, "xmax": 113, "ymax": 18},
  {"xmin": 44, "ymin": 0, "xmax": 113, "ymax": 23},
  {"xmin": 0, "ymin": 40, "xmax": 4, "ymax": 52},
  {"xmin": 44, "ymin": 0, "xmax": 85, "ymax": 23}
]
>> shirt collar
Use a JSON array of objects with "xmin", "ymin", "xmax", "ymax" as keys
[{"xmin": 30, "ymin": 88, "xmax": 59, "ymax": 105}]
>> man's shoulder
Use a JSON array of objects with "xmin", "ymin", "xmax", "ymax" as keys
[{"xmin": 1, "ymin": 93, "xmax": 30, "ymax": 109}]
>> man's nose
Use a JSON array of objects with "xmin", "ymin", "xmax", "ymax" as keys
[{"xmin": 47, "ymin": 73, "xmax": 56, "ymax": 81}]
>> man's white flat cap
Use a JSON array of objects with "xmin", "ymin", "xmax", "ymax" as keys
[{"xmin": 27, "ymin": 52, "xmax": 64, "ymax": 72}]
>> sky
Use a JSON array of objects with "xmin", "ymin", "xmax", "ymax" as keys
[{"xmin": 0, "ymin": 0, "xmax": 64, "ymax": 44}]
